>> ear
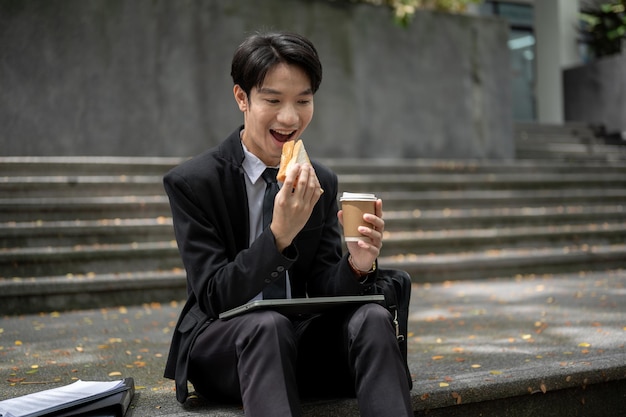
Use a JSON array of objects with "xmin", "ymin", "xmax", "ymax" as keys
[{"xmin": 233, "ymin": 85, "xmax": 248, "ymax": 112}]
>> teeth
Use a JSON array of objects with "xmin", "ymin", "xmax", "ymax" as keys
[{"xmin": 273, "ymin": 129, "xmax": 295, "ymax": 136}]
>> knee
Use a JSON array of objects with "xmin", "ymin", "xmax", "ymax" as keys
[
  {"xmin": 244, "ymin": 310, "xmax": 295, "ymax": 347},
  {"xmin": 348, "ymin": 303, "xmax": 394, "ymax": 340},
  {"xmin": 354, "ymin": 302, "xmax": 393, "ymax": 323}
]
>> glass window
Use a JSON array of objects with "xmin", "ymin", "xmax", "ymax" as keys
[
  {"xmin": 478, "ymin": 1, "xmax": 536, "ymax": 121},
  {"xmin": 498, "ymin": 3, "xmax": 534, "ymax": 27}
]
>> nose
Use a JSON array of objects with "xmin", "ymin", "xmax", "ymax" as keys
[{"xmin": 277, "ymin": 103, "xmax": 298, "ymax": 126}]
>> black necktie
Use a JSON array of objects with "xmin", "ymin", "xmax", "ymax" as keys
[{"xmin": 261, "ymin": 168, "xmax": 286, "ymax": 299}]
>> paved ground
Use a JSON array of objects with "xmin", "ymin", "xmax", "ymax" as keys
[{"xmin": 1, "ymin": 269, "xmax": 625, "ymax": 416}]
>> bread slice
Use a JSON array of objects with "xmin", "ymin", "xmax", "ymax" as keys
[{"xmin": 277, "ymin": 139, "xmax": 310, "ymax": 182}]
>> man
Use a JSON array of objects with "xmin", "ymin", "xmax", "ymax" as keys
[{"xmin": 163, "ymin": 31, "xmax": 412, "ymax": 417}]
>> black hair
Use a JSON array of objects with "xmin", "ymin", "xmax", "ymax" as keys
[{"xmin": 231, "ymin": 31, "xmax": 322, "ymax": 96}]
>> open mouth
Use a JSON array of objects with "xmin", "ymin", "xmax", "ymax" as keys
[{"xmin": 270, "ymin": 129, "xmax": 297, "ymax": 143}]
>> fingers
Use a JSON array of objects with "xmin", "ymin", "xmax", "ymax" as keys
[
  {"xmin": 362, "ymin": 199, "xmax": 384, "ymax": 237},
  {"xmin": 283, "ymin": 163, "xmax": 323, "ymax": 200},
  {"xmin": 340, "ymin": 199, "xmax": 384, "ymax": 258}
]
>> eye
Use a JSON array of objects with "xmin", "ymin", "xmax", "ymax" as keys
[{"xmin": 265, "ymin": 99, "xmax": 279, "ymax": 104}]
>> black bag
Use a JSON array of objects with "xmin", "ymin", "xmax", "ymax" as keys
[{"xmin": 372, "ymin": 268, "xmax": 413, "ymax": 389}]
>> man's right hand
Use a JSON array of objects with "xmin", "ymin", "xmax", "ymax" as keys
[{"xmin": 270, "ymin": 162, "xmax": 323, "ymax": 252}]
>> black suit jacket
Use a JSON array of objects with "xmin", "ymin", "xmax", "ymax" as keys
[{"xmin": 162, "ymin": 127, "xmax": 378, "ymax": 402}]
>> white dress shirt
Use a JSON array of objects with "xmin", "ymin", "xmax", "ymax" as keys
[{"xmin": 241, "ymin": 141, "xmax": 292, "ymax": 300}]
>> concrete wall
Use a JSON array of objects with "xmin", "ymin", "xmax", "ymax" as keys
[
  {"xmin": 564, "ymin": 52, "xmax": 626, "ymax": 136},
  {"xmin": 0, "ymin": 0, "xmax": 513, "ymax": 159}
]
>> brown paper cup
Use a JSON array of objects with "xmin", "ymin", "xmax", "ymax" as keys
[{"xmin": 340, "ymin": 192, "xmax": 377, "ymax": 242}]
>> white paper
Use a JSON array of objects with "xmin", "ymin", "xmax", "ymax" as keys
[{"xmin": 0, "ymin": 379, "xmax": 126, "ymax": 417}]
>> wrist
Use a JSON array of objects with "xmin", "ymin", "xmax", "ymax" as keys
[{"xmin": 348, "ymin": 255, "xmax": 376, "ymax": 278}]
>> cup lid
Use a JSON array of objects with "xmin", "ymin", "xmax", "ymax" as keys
[{"xmin": 340, "ymin": 192, "xmax": 377, "ymax": 201}]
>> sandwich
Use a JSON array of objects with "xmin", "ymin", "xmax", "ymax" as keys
[{"xmin": 276, "ymin": 138, "xmax": 310, "ymax": 183}]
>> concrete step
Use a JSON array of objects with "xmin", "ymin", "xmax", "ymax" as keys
[
  {"xmin": 381, "ymin": 243, "xmax": 626, "ymax": 281},
  {"xmin": 2, "ymin": 222, "xmax": 624, "ymax": 279},
  {"xmin": 4, "ymin": 172, "xmax": 626, "ymax": 198},
  {"xmin": 0, "ymin": 223, "xmax": 626, "ymax": 279},
  {"xmin": 2, "ymin": 243, "xmax": 626, "ymax": 315},
  {"xmin": 514, "ymin": 122, "xmax": 626, "ymax": 162},
  {"xmin": 339, "ymin": 172, "xmax": 626, "ymax": 192},
  {"xmin": 383, "ymin": 221, "xmax": 626, "ymax": 254},
  {"xmin": 371, "ymin": 188, "xmax": 626, "ymax": 210},
  {"xmin": 515, "ymin": 121, "xmax": 596, "ymax": 137},
  {"xmin": 3, "ymin": 188, "xmax": 625, "ymax": 222},
  {"xmin": 384, "ymin": 204, "xmax": 626, "ymax": 230},
  {"xmin": 0, "ymin": 217, "xmax": 175, "ymax": 247},
  {"xmin": 1, "ymin": 270, "xmax": 624, "ymax": 416},
  {"xmin": 1, "ymin": 154, "xmax": 625, "ymax": 314},
  {"xmin": 0, "ymin": 241, "xmax": 182, "ymax": 277},
  {"xmin": 0, "ymin": 175, "xmax": 165, "ymax": 197},
  {"xmin": 5, "ymin": 156, "xmax": 626, "ymax": 176},
  {"xmin": 0, "ymin": 269, "xmax": 186, "ymax": 314},
  {"xmin": 3, "ymin": 204, "xmax": 624, "ymax": 248},
  {"xmin": 0, "ymin": 195, "xmax": 171, "ymax": 221},
  {"xmin": 515, "ymin": 143, "xmax": 626, "ymax": 161},
  {"xmin": 0, "ymin": 156, "xmax": 180, "ymax": 176}
]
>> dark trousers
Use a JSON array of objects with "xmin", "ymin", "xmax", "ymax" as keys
[{"xmin": 187, "ymin": 303, "xmax": 412, "ymax": 417}]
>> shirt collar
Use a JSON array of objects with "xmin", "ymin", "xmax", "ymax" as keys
[{"xmin": 241, "ymin": 141, "xmax": 279, "ymax": 185}]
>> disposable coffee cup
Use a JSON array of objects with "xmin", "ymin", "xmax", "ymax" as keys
[{"xmin": 340, "ymin": 192, "xmax": 377, "ymax": 242}]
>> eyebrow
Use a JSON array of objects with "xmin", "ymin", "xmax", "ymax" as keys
[{"xmin": 257, "ymin": 87, "xmax": 313, "ymax": 96}]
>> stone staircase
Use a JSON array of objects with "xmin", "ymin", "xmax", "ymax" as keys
[
  {"xmin": 515, "ymin": 121, "xmax": 626, "ymax": 161},
  {"xmin": 1, "ymin": 124, "xmax": 626, "ymax": 315}
]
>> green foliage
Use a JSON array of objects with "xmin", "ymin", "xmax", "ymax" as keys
[
  {"xmin": 330, "ymin": 0, "xmax": 482, "ymax": 27},
  {"xmin": 388, "ymin": 0, "xmax": 482, "ymax": 26},
  {"xmin": 580, "ymin": 0, "xmax": 626, "ymax": 58}
]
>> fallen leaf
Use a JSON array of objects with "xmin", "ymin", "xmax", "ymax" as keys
[
  {"xmin": 451, "ymin": 391, "xmax": 462, "ymax": 404},
  {"xmin": 489, "ymin": 370, "xmax": 503, "ymax": 375},
  {"xmin": 578, "ymin": 342, "xmax": 591, "ymax": 348},
  {"xmin": 540, "ymin": 383, "xmax": 547, "ymax": 394},
  {"xmin": 108, "ymin": 371, "xmax": 122, "ymax": 377},
  {"xmin": 439, "ymin": 382, "xmax": 449, "ymax": 387},
  {"xmin": 432, "ymin": 355, "xmax": 444, "ymax": 361}
]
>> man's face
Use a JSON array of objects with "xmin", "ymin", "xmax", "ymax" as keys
[{"xmin": 234, "ymin": 62, "xmax": 314, "ymax": 167}]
